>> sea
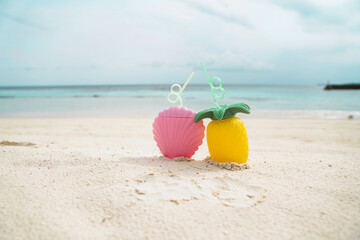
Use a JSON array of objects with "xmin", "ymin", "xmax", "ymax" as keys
[{"xmin": 0, "ymin": 84, "xmax": 359, "ymax": 119}]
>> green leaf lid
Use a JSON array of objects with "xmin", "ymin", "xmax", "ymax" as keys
[
  {"xmin": 194, "ymin": 103, "xmax": 250, "ymax": 123},
  {"xmin": 194, "ymin": 63, "xmax": 250, "ymax": 123}
]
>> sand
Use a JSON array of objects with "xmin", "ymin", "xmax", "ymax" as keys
[{"xmin": 0, "ymin": 117, "xmax": 359, "ymax": 240}]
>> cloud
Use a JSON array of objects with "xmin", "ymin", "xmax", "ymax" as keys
[
  {"xmin": 0, "ymin": 11, "xmax": 47, "ymax": 31},
  {"xmin": 0, "ymin": 0, "xmax": 359, "ymax": 86},
  {"xmin": 275, "ymin": 1, "xmax": 318, "ymax": 16},
  {"xmin": 273, "ymin": 0, "xmax": 360, "ymax": 27},
  {"xmin": 314, "ymin": 48, "xmax": 360, "ymax": 64},
  {"xmin": 176, "ymin": 0, "xmax": 250, "ymax": 27},
  {"xmin": 138, "ymin": 62, "xmax": 165, "ymax": 68}
]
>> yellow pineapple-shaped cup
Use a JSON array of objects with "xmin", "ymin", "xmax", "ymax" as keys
[
  {"xmin": 194, "ymin": 104, "xmax": 250, "ymax": 164},
  {"xmin": 195, "ymin": 63, "xmax": 250, "ymax": 164}
]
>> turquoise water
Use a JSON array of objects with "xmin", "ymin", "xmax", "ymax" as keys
[{"xmin": 0, "ymin": 85, "xmax": 359, "ymax": 118}]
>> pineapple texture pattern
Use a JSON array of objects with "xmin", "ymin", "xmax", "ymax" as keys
[{"xmin": 206, "ymin": 117, "xmax": 249, "ymax": 164}]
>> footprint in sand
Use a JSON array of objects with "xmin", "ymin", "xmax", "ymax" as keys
[{"xmin": 133, "ymin": 175, "xmax": 266, "ymax": 207}]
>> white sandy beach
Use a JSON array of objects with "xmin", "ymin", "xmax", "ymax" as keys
[{"xmin": 0, "ymin": 117, "xmax": 359, "ymax": 239}]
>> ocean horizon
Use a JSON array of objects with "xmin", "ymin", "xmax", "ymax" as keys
[{"xmin": 0, "ymin": 84, "xmax": 359, "ymax": 119}]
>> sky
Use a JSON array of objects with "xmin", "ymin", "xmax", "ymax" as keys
[{"xmin": 0, "ymin": 0, "xmax": 360, "ymax": 86}]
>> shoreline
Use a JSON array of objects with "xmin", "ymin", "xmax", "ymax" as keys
[{"xmin": 0, "ymin": 109, "xmax": 359, "ymax": 120}]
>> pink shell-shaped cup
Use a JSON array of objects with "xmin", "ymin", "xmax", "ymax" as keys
[{"xmin": 153, "ymin": 106, "xmax": 205, "ymax": 159}]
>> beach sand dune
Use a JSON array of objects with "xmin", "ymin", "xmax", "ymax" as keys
[{"xmin": 0, "ymin": 118, "xmax": 359, "ymax": 239}]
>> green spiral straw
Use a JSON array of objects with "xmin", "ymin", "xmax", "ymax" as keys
[
  {"xmin": 200, "ymin": 63, "xmax": 226, "ymax": 109},
  {"xmin": 167, "ymin": 72, "xmax": 195, "ymax": 106},
  {"xmin": 194, "ymin": 63, "xmax": 249, "ymax": 123}
]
